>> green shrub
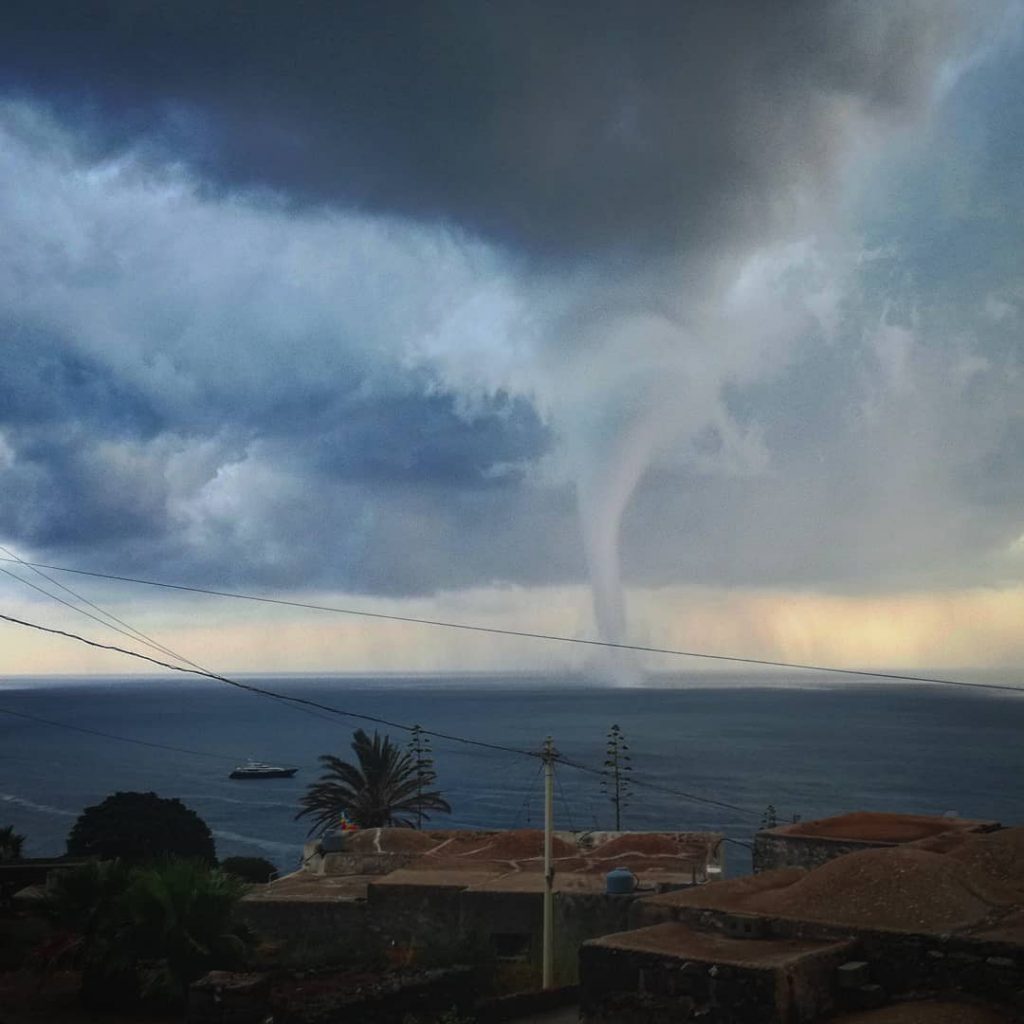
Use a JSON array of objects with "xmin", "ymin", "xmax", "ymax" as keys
[
  {"xmin": 46, "ymin": 858, "xmax": 252, "ymax": 1010},
  {"xmin": 0, "ymin": 825, "xmax": 26, "ymax": 861},
  {"xmin": 220, "ymin": 856, "xmax": 278, "ymax": 883}
]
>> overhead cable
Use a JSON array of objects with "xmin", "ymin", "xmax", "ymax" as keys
[
  {"xmin": 0, "ymin": 704, "xmax": 238, "ymax": 762},
  {"xmin": 1, "ymin": 557, "xmax": 1020, "ymax": 696},
  {"xmin": 0, "ymin": 611, "xmax": 538, "ymax": 760},
  {"xmin": 0, "ymin": 563, "xmax": 348, "ymax": 729},
  {"xmin": 0, "ymin": 544, "xmax": 196, "ymax": 669},
  {"xmin": 0, "ymin": 609, "xmax": 762, "ymax": 819}
]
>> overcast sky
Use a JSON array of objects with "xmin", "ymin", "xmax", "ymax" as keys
[{"xmin": 1, "ymin": 1, "xmax": 1023, "ymax": 676}]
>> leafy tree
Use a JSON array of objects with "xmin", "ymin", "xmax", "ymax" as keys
[
  {"xmin": 296, "ymin": 729, "xmax": 451, "ymax": 834},
  {"xmin": 0, "ymin": 825, "xmax": 25, "ymax": 861},
  {"xmin": 601, "ymin": 724, "xmax": 632, "ymax": 831},
  {"xmin": 47, "ymin": 858, "xmax": 252, "ymax": 1009},
  {"xmin": 407, "ymin": 724, "xmax": 438, "ymax": 830},
  {"xmin": 760, "ymin": 804, "xmax": 778, "ymax": 830},
  {"xmin": 220, "ymin": 856, "xmax": 278, "ymax": 883},
  {"xmin": 66, "ymin": 792, "xmax": 216, "ymax": 864}
]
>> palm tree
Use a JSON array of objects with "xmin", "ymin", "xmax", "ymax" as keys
[
  {"xmin": 0, "ymin": 825, "xmax": 26, "ymax": 861},
  {"xmin": 46, "ymin": 858, "xmax": 251, "ymax": 1009},
  {"xmin": 295, "ymin": 729, "xmax": 451, "ymax": 834},
  {"xmin": 122, "ymin": 859, "xmax": 252, "ymax": 1002}
]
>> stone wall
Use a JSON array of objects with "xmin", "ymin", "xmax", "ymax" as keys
[
  {"xmin": 849, "ymin": 930, "xmax": 1024, "ymax": 1013},
  {"xmin": 235, "ymin": 896, "xmax": 366, "ymax": 947},
  {"xmin": 578, "ymin": 939, "xmax": 850, "ymax": 1024},
  {"xmin": 366, "ymin": 878, "xmax": 468, "ymax": 949},
  {"xmin": 189, "ymin": 965, "xmax": 475, "ymax": 1024},
  {"xmin": 369, "ymin": 879, "xmax": 640, "ymax": 986},
  {"xmin": 554, "ymin": 892, "xmax": 635, "ymax": 984},
  {"xmin": 752, "ymin": 833, "xmax": 881, "ymax": 873},
  {"xmin": 629, "ymin": 895, "xmax": 1024, "ymax": 1014}
]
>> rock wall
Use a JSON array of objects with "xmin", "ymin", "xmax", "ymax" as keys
[
  {"xmin": 628, "ymin": 895, "xmax": 1024, "ymax": 1014},
  {"xmin": 578, "ymin": 941, "xmax": 848, "ymax": 1024},
  {"xmin": 236, "ymin": 896, "xmax": 366, "ymax": 947},
  {"xmin": 752, "ymin": 833, "xmax": 882, "ymax": 873},
  {"xmin": 189, "ymin": 965, "xmax": 475, "ymax": 1024}
]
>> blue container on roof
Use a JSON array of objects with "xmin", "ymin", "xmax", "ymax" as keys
[{"xmin": 605, "ymin": 867, "xmax": 636, "ymax": 894}]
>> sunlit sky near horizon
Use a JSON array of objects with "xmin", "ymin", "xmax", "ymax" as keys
[{"xmin": 2, "ymin": 2, "xmax": 1024, "ymax": 676}]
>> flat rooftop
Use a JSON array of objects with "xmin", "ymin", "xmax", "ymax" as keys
[
  {"xmin": 250, "ymin": 828, "xmax": 722, "ymax": 906},
  {"xmin": 243, "ymin": 872, "xmax": 376, "ymax": 902},
  {"xmin": 373, "ymin": 867, "xmax": 630, "ymax": 895},
  {"xmin": 318, "ymin": 827, "xmax": 720, "ymax": 876},
  {"xmin": 586, "ymin": 921, "xmax": 853, "ymax": 969},
  {"xmin": 763, "ymin": 812, "xmax": 997, "ymax": 844}
]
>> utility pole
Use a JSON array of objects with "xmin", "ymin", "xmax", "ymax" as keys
[{"xmin": 542, "ymin": 735, "xmax": 555, "ymax": 989}]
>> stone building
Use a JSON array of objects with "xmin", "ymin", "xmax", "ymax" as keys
[
  {"xmin": 752, "ymin": 811, "xmax": 998, "ymax": 873},
  {"xmin": 239, "ymin": 827, "xmax": 723, "ymax": 986},
  {"xmin": 579, "ymin": 824, "xmax": 1024, "ymax": 1021}
]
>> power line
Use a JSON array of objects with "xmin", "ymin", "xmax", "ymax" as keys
[
  {"xmin": 0, "ymin": 705, "xmax": 238, "ymax": 762},
  {"xmin": 624, "ymin": 776, "xmax": 759, "ymax": 821},
  {"xmin": 0, "ymin": 565, "xmax": 186, "ymax": 666},
  {"xmin": 553, "ymin": 753, "xmax": 755, "ymax": 819},
  {"xmin": 0, "ymin": 544, "xmax": 197, "ymax": 670},
  {"xmin": 513, "ymin": 762, "xmax": 545, "ymax": 829},
  {"xmin": 553, "ymin": 761, "xmax": 577, "ymax": 833},
  {"xmin": 0, "ymin": 562, "xmax": 361, "ymax": 732},
  {"xmin": 0, "ymin": 609, "xmax": 764, "ymax": 820},
  {"xmin": 2, "ymin": 557, "xmax": 1020, "ymax": 696},
  {"xmin": 0, "ymin": 611, "xmax": 537, "ymax": 761}
]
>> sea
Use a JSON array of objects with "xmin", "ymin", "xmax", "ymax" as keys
[{"xmin": 2, "ymin": 672, "xmax": 1023, "ymax": 876}]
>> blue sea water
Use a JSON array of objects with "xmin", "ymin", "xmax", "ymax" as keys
[{"xmin": 1, "ymin": 673, "xmax": 1022, "ymax": 876}]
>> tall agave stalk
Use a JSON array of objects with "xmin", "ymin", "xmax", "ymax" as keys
[{"xmin": 601, "ymin": 724, "xmax": 632, "ymax": 831}]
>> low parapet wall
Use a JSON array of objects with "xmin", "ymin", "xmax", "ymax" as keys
[
  {"xmin": 753, "ymin": 832, "xmax": 881, "ymax": 873},
  {"xmin": 752, "ymin": 814, "xmax": 999, "ymax": 873},
  {"xmin": 579, "ymin": 924, "xmax": 856, "ymax": 1024},
  {"xmin": 236, "ymin": 892, "xmax": 367, "ymax": 947},
  {"xmin": 630, "ymin": 894, "xmax": 1024, "ymax": 1011}
]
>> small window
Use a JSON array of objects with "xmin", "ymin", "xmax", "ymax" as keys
[{"xmin": 491, "ymin": 933, "xmax": 531, "ymax": 961}]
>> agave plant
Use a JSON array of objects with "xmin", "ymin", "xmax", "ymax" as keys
[{"xmin": 296, "ymin": 729, "xmax": 451, "ymax": 834}]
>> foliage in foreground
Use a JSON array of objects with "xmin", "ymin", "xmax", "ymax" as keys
[
  {"xmin": 45, "ymin": 857, "xmax": 252, "ymax": 1009},
  {"xmin": 220, "ymin": 855, "xmax": 278, "ymax": 883},
  {"xmin": 66, "ymin": 791, "xmax": 216, "ymax": 864},
  {"xmin": 0, "ymin": 825, "xmax": 28, "ymax": 911},
  {"xmin": 0, "ymin": 824, "xmax": 26, "ymax": 861},
  {"xmin": 296, "ymin": 729, "xmax": 451, "ymax": 833}
]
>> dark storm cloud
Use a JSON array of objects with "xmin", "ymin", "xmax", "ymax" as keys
[
  {"xmin": 306, "ymin": 390, "xmax": 549, "ymax": 486},
  {"xmin": 0, "ymin": 350, "xmax": 550, "ymax": 553},
  {"xmin": 2, "ymin": 326, "xmax": 165, "ymax": 435},
  {"xmin": 0, "ymin": 429, "xmax": 171, "ymax": 546},
  {"xmin": 1, "ymin": 2, "xmax": 1020, "ymax": 610},
  {"xmin": 0, "ymin": 104, "xmax": 566, "ymax": 594},
  {"xmin": 0, "ymin": 0, "xmax": 971, "ymax": 259}
]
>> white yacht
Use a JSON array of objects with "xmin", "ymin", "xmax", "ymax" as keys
[{"xmin": 229, "ymin": 760, "xmax": 298, "ymax": 780}]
